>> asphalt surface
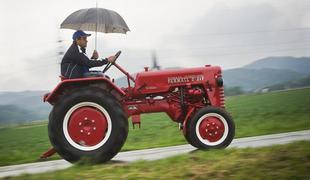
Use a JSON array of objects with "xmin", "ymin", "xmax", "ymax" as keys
[{"xmin": 1, "ymin": 130, "xmax": 310, "ymax": 178}]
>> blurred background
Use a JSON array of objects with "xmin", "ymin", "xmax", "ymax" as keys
[{"xmin": 0, "ymin": 1, "xmax": 309, "ymax": 178}]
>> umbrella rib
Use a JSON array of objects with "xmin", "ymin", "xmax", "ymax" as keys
[{"xmin": 83, "ymin": 8, "xmax": 90, "ymax": 31}]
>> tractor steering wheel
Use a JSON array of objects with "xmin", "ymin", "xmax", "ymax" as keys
[{"xmin": 102, "ymin": 51, "xmax": 122, "ymax": 74}]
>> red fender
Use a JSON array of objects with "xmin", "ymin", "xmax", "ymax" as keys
[{"xmin": 44, "ymin": 77, "xmax": 126, "ymax": 105}]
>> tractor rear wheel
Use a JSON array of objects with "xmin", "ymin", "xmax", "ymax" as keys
[
  {"xmin": 185, "ymin": 106, "xmax": 235, "ymax": 149},
  {"xmin": 48, "ymin": 87, "xmax": 128, "ymax": 163}
]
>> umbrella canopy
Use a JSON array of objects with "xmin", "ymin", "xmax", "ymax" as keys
[{"xmin": 61, "ymin": 8, "xmax": 130, "ymax": 34}]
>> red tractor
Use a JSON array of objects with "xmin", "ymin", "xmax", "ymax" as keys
[{"xmin": 43, "ymin": 51, "xmax": 235, "ymax": 163}]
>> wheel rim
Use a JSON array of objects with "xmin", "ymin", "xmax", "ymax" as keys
[
  {"xmin": 195, "ymin": 113, "xmax": 229, "ymax": 146},
  {"xmin": 63, "ymin": 102, "xmax": 112, "ymax": 151}
]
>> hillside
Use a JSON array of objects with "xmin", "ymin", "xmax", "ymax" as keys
[
  {"xmin": 244, "ymin": 56, "xmax": 310, "ymax": 74},
  {"xmin": 0, "ymin": 91, "xmax": 51, "ymax": 123},
  {"xmin": 263, "ymin": 75, "xmax": 310, "ymax": 91},
  {"xmin": 223, "ymin": 68, "xmax": 304, "ymax": 91},
  {"xmin": 0, "ymin": 105, "xmax": 40, "ymax": 124}
]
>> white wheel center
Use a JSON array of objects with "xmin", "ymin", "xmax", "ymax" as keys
[
  {"xmin": 63, "ymin": 102, "xmax": 112, "ymax": 151},
  {"xmin": 195, "ymin": 113, "xmax": 229, "ymax": 146}
]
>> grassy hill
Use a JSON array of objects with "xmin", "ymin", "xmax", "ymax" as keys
[
  {"xmin": 263, "ymin": 75, "xmax": 310, "ymax": 91},
  {"xmin": 0, "ymin": 105, "xmax": 40, "ymax": 124},
  {"xmin": 0, "ymin": 91, "xmax": 51, "ymax": 124},
  {"xmin": 0, "ymin": 88, "xmax": 309, "ymax": 166},
  {"xmin": 223, "ymin": 68, "xmax": 303, "ymax": 91},
  {"xmin": 244, "ymin": 56, "xmax": 310, "ymax": 75}
]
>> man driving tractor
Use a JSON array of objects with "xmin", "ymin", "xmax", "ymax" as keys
[
  {"xmin": 43, "ymin": 8, "xmax": 234, "ymax": 164},
  {"xmin": 61, "ymin": 30, "xmax": 116, "ymax": 79}
]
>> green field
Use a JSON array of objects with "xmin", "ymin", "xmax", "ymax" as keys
[
  {"xmin": 9, "ymin": 141, "xmax": 310, "ymax": 179},
  {"xmin": 0, "ymin": 88, "xmax": 309, "ymax": 166}
]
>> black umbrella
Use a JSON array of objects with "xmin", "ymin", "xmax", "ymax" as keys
[{"xmin": 61, "ymin": 7, "xmax": 130, "ymax": 49}]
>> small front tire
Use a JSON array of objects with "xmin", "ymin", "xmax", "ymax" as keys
[{"xmin": 185, "ymin": 106, "xmax": 235, "ymax": 149}]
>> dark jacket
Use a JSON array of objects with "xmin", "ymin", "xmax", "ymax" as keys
[{"xmin": 61, "ymin": 42, "xmax": 108, "ymax": 79}]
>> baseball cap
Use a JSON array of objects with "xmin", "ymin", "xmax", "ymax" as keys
[{"xmin": 72, "ymin": 30, "xmax": 91, "ymax": 40}]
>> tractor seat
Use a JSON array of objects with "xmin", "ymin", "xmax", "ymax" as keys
[
  {"xmin": 58, "ymin": 72, "xmax": 110, "ymax": 81},
  {"xmin": 83, "ymin": 71, "xmax": 110, "ymax": 79}
]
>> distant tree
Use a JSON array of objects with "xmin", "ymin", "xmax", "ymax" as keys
[{"xmin": 265, "ymin": 75, "xmax": 310, "ymax": 91}]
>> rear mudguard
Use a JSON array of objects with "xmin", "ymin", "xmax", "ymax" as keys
[{"xmin": 44, "ymin": 77, "xmax": 125, "ymax": 105}]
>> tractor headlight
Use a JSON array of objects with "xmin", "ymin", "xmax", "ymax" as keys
[{"xmin": 216, "ymin": 77, "xmax": 223, "ymax": 87}]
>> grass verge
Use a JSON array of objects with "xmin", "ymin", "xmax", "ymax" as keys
[{"xmin": 9, "ymin": 141, "xmax": 310, "ymax": 180}]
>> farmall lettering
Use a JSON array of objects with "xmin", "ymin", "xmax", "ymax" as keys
[{"xmin": 168, "ymin": 74, "xmax": 204, "ymax": 84}]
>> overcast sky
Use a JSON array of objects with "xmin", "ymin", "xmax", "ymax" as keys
[{"xmin": 1, "ymin": 0, "xmax": 310, "ymax": 91}]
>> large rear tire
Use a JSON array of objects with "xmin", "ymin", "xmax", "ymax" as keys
[
  {"xmin": 185, "ymin": 106, "xmax": 235, "ymax": 149},
  {"xmin": 48, "ymin": 87, "xmax": 128, "ymax": 163}
]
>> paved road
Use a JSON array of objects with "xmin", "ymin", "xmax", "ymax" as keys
[{"xmin": 1, "ymin": 130, "xmax": 310, "ymax": 178}]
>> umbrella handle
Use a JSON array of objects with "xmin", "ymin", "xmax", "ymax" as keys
[
  {"xmin": 95, "ymin": 31, "xmax": 97, "ymax": 50},
  {"xmin": 95, "ymin": 0, "xmax": 98, "ymax": 50}
]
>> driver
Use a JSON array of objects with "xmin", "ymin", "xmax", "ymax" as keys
[{"xmin": 61, "ymin": 30, "xmax": 116, "ymax": 79}]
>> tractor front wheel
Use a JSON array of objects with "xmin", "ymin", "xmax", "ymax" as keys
[
  {"xmin": 48, "ymin": 87, "xmax": 128, "ymax": 163},
  {"xmin": 185, "ymin": 106, "xmax": 235, "ymax": 149}
]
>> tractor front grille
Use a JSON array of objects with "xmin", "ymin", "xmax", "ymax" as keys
[
  {"xmin": 219, "ymin": 86, "xmax": 225, "ymax": 108},
  {"xmin": 217, "ymin": 72, "xmax": 225, "ymax": 109}
]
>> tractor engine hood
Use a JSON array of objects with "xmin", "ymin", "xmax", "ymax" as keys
[{"xmin": 133, "ymin": 66, "xmax": 222, "ymax": 96}]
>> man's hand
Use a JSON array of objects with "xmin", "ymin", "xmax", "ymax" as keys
[
  {"xmin": 91, "ymin": 50, "xmax": 99, "ymax": 60},
  {"xmin": 107, "ymin": 56, "xmax": 116, "ymax": 63}
]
